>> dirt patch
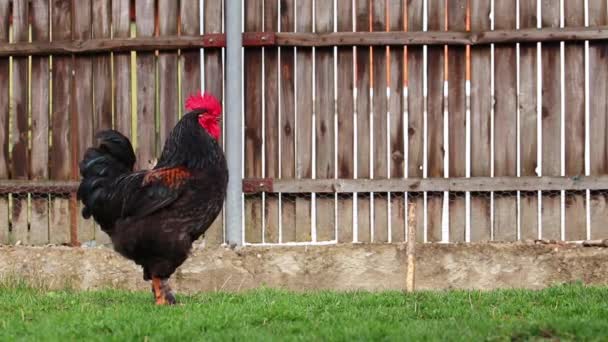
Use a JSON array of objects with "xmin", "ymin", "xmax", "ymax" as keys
[{"xmin": 1, "ymin": 243, "xmax": 607, "ymax": 293}]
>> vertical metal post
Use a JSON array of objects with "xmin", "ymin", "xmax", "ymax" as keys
[{"xmin": 224, "ymin": 0, "xmax": 243, "ymax": 246}]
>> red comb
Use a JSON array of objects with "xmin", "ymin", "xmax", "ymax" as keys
[{"xmin": 185, "ymin": 92, "xmax": 222, "ymax": 117}]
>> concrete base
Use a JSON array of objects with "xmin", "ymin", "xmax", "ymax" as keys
[{"xmin": 1, "ymin": 243, "xmax": 607, "ymax": 293}]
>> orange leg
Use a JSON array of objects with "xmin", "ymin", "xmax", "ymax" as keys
[{"xmin": 152, "ymin": 277, "xmax": 167, "ymax": 305}]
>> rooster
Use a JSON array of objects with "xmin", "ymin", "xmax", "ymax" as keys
[{"xmin": 77, "ymin": 92, "xmax": 227, "ymax": 305}]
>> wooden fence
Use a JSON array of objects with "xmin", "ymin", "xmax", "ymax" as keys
[{"xmin": 1, "ymin": 0, "xmax": 608, "ymax": 246}]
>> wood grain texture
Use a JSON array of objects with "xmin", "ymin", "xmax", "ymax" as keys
[
  {"xmin": 263, "ymin": 0, "xmax": 280, "ymax": 243},
  {"xmin": 279, "ymin": 0, "xmax": 297, "ymax": 242},
  {"xmin": 50, "ymin": 0, "xmax": 73, "ymax": 245},
  {"xmin": 315, "ymin": 0, "xmax": 336, "ymax": 242},
  {"xmin": 11, "ymin": 0, "xmax": 30, "ymax": 244},
  {"xmin": 158, "ymin": 0, "xmax": 179, "ymax": 149},
  {"xmin": 30, "ymin": 0, "xmax": 50, "ymax": 245},
  {"xmin": 0, "ymin": 0, "xmax": 8, "ymax": 244},
  {"xmin": 519, "ymin": 0, "xmax": 539, "ymax": 240},
  {"xmin": 426, "ymin": 0, "xmax": 445, "ymax": 242},
  {"xmin": 73, "ymin": 0, "xmax": 95, "ymax": 243},
  {"xmin": 135, "ymin": 0, "xmax": 157, "ymax": 170},
  {"xmin": 588, "ymin": 0, "xmax": 608, "ymax": 239},
  {"xmin": 355, "ymin": 0, "xmax": 371, "ymax": 242},
  {"xmin": 470, "ymin": 0, "xmax": 494, "ymax": 241},
  {"xmin": 407, "ymin": 0, "xmax": 425, "ymax": 243},
  {"xmin": 244, "ymin": 0, "xmax": 264, "ymax": 243},
  {"xmin": 447, "ymin": 0, "xmax": 466, "ymax": 243},
  {"xmin": 540, "ymin": 1, "xmax": 561, "ymax": 240},
  {"xmin": 180, "ymin": 0, "xmax": 201, "ymax": 100},
  {"xmin": 563, "ymin": 1, "xmax": 586, "ymax": 241},
  {"xmin": 294, "ymin": 0, "xmax": 313, "ymax": 242}
]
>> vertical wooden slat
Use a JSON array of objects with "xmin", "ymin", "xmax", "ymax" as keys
[
  {"xmin": 447, "ymin": 0, "xmax": 466, "ymax": 242},
  {"xmin": 470, "ymin": 0, "xmax": 494, "ymax": 241},
  {"xmin": 355, "ymin": 0, "xmax": 371, "ymax": 242},
  {"xmin": 563, "ymin": 1, "xmax": 586, "ymax": 241},
  {"xmin": 492, "ymin": 0, "xmax": 517, "ymax": 241},
  {"xmin": 315, "ymin": 0, "xmax": 335, "ymax": 242},
  {"xmin": 135, "ymin": 0, "xmax": 156, "ymax": 170},
  {"xmin": 264, "ymin": 0, "xmax": 280, "ymax": 243},
  {"xmin": 371, "ymin": 0, "xmax": 388, "ymax": 242},
  {"xmin": 158, "ymin": 0, "xmax": 178, "ymax": 148},
  {"xmin": 294, "ymin": 0, "xmax": 313, "ymax": 242},
  {"xmin": 0, "ymin": 1, "xmax": 11, "ymax": 244},
  {"xmin": 244, "ymin": 0, "xmax": 263, "ymax": 243},
  {"xmin": 50, "ymin": 0, "xmax": 72, "ymax": 245},
  {"xmin": 407, "ymin": 0, "xmax": 425, "ymax": 243},
  {"xmin": 11, "ymin": 0, "xmax": 30, "ymax": 244},
  {"xmin": 73, "ymin": 0, "xmax": 95, "ymax": 243},
  {"xmin": 180, "ymin": 0, "xmax": 201, "ymax": 99},
  {"xmin": 519, "ymin": 0, "xmax": 539, "ymax": 240},
  {"xmin": 540, "ymin": 1, "xmax": 561, "ymax": 240},
  {"xmin": 336, "ymin": 0, "xmax": 354, "ymax": 243},
  {"xmin": 388, "ymin": 0, "xmax": 405, "ymax": 243},
  {"xmin": 30, "ymin": 0, "xmax": 50, "ymax": 245},
  {"xmin": 426, "ymin": 0, "xmax": 445, "ymax": 242},
  {"xmin": 589, "ymin": 0, "xmax": 608, "ymax": 239}
]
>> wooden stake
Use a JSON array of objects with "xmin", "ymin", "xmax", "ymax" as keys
[{"xmin": 405, "ymin": 200, "xmax": 417, "ymax": 292}]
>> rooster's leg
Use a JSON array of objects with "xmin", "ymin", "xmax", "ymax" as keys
[
  {"xmin": 152, "ymin": 277, "xmax": 167, "ymax": 305},
  {"xmin": 160, "ymin": 279, "xmax": 176, "ymax": 305}
]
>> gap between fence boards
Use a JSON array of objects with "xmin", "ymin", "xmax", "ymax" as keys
[{"xmin": 1, "ymin": 26, "xmax": 607, "ymax": 57}]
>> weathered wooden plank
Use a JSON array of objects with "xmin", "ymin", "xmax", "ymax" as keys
[
  {"xmin": 563, "ymin": 1, "xmax": 586, "ymax": 241},
  {"xmin": 158, "ymin": 0, "xmax": 179, "ymax": 150},
  {"xmin": 589, "ymin": 0, "xmax": 608, "ymax": 240},
  {"xmin": 407, "ymin": 0, "xmax": 425, "ymax": 243},
  {"xmin": 294, "ymin": 0, "xmax": 313, "ymax": 242},
  {"xmin": 470, "ymin": 0, "xmax": 494, "ymax": 241},
  {"xmin": 540, "ymin": 1, "xmax": 561, "ymax": 240},
  {"xmin": 180, "ymin": 0, "xmax": 201, "ymax": 100},
  {"xmin": 371, "ymin": 0, "xmax": 388, "ymax": 243},
  {"xmin": 73, "ymin": 0, "xmax": 95, "ymax": 243},
  {"xmin": 426, "ymin": 0, "xmax": 445, "ymax": 242},
  {"xmin": 280, "ymin": 0, "xmax": 297, "ymax": 242},
  {"xmin": 135, "ymin": 0, "xmax": 157, "ymax": 170},
  {"xmin": 11, "ymin": 0, "xmax": 30, "ymax": 244},
  {"xmin": 263, "ymin": 0, "xmax": 280, "ymax": 243},
  {"xmin": 388, "ymin": 0, "xmax": 405, "ymax": 243},
  {"xmin": 50, "ymin": 0, "xmax": 73, "ymax": 245},
  {"xmin": 447, "ymin": 0, "xmax": 466, "ymax": 243},
  {"xmin": 244, "ymin": 0, "xmax": 264, "ymax": 243},
  {"xmin": 519, "ymin": 0, "xmax": 539, "ymax": 240},
  {"xmin": 355, "ymin": 0, "xmax": 371, "ymax": 242},
  {"xmin": 492, "ymin": 0, "xmax": 517, "ymax": 241},
  {"xmin": 0, "ymin": 0, "xmax": 9, "ymax": 244},
  {"xmin": 30, "ymin": 0, "xmax": 50, "ymax": 245}
]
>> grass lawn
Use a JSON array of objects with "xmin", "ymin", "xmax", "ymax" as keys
[{"xmin": 0, "ymin": 282, "xmax": 606, "ymax": 341}]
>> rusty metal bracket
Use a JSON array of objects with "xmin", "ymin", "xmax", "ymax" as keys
[{"xmin": 242, "ymin": 178, "xmax": 274, "ymax": 194}]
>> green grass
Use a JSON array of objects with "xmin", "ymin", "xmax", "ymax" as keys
[{"xmin": 0, "ymin": 282, "xmax": 606, "ymax": 341}]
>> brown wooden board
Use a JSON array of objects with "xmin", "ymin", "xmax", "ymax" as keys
[
  {"xmin": 315, "ymin": 0, "xmax": 336, "ymax": 242},
  {"xmin": 244, "ymin": 0, "xmax": 264, "ymax": 243},
  {"xmin": 201, "ymin": 0, "xmax": 224, "ymax": 245},
  {"xmin": 264, "ymin": 0, "xmax": 280, "ymax": 243},
  {"xmin": 355, "ymin": 0, "xmax": 371, "ymax": 242},
  {"xmin": 371, "ymin": 0, "xmax": 388, "ymax": 242},
  {"xmin": 426, "ymin": 0, "xmax": 445, "ymax": 242},
  {"xmin": 294, "ymin": 0, "xmax": 313, "ymax": 242},
  {"xmin": 158, "ymin": 0, "xmax": 178, "ymax": 149},
  {"xmin": 470, "ymin": 0, "xmax": 494, "ymax": 241},
  {"xmin": 180, "ymin": 0, "xmax": 201, "ymax": 100},
  {"xmin": 519, "ymin": 0, "xmax": 539, "ymax": 240},
  {"xmin": 11, "ymin": 0, "xmax": 30, "ymax": 244},
  {"xmin": 135, "ymin": 0, "xmax": 156, "ymax": 170},
  {"xmin": 492, "ymin": 0, "xmax": 517, "ymax": 241},
  {"xmin": 563, "ymin": 1, "xmax": 586, "ymax": 241},
  {"xmin": 0, "ymin": 1, "xmax": 10, "ymax": 244},
  {"xmin": 336, "ymin": 0, "xmax": 354, "ymax": 243},
  {"xmin": 50, "ymin": 0, "xmax": 73, "ymax": 245},
  {"xmin": 407, "ymin": 0, "xmax": 425, "ymax": 243},
  {"xmin": 30, "ymin": 0, "xmax": 50, "ymax": 245},
  {"xmin": 589, "ymin": 0, "xmax": 608, "ymax": 239},
  {"xmin": 280, "ymin": 0, "xmax": 297, "ymax": 242},
  {"xmin": 73, "ymin": 0, "xmax": 95, "ymax": 243},
  {"xmin": 447, "ymin": 0, "xmax": 466, "ymax": 242},
  {"xmin": 540, "ymin": 2, "xmax": 561, "ymax": 240}
]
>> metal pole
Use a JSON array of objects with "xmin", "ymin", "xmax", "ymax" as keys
[{"xmin": 224, "ymin": 0, "xmax": 243, "ymax": 246}]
